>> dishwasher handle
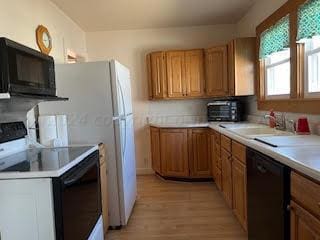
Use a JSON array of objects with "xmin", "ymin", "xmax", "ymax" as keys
[{"xmin": 257, "ymin": 164, "xmax": 267, "ymax": 173}]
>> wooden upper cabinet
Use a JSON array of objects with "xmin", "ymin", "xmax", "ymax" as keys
[
  {"xmin": 188, "ymin": 128, "xmax": 211, "ymax": 178},
  {"xmin": 150, "ymin": 127, "xmax": 161, "ymax": 174},
  {"xmin": 228, "ymin": 38, "xmax": 255, "ymax": 96},
  {"xmin": 205, "ymin": 46, "xmax": 229, "ymax": 97},
  {"xmin": 166, "ymin": 51, "xmax": 186, "ymax": 98},
  {"xmin": 147, "ymin": 52, "xmax": 167, "ymax": 99},
  {"xmin": 185, "ymin": 50, "xmax": 205, "ymax": 97},
  {"xmin": 160, "ymin": 128, "xmax": 189, "ymax": 177}
]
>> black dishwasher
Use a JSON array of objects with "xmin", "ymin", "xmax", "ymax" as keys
[{"xmin": 247, "ymin": 148, "xmax": 290, "ymax": 240}]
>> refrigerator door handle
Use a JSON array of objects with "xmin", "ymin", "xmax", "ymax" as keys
[{"xmin": 121, "ymin": 118, "xmax": 127, "ymax": 159}]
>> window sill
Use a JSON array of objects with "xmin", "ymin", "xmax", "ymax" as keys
[{"xmin": 258, "ymin": 98, "xmax": 320, "ymax": 114}]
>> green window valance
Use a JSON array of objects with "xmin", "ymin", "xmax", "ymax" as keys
[
  {"xmin": 297, "ymin": 0, "xmax": 320, "ymax": 41},
  {"xmin": 259, "ymin": 15, "xmax": 290, "ymax": 59}
]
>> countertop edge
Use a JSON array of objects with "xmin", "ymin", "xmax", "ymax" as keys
[{"xmin": 0, "ymin": 145, "xmax": 99, "ymax": 180}]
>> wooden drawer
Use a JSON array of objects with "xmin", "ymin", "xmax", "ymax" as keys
[
  {"xmin": 232, "ymin": 141, "xmax": 246, "ymax": 165},
  {"xmin": 215, "ymin": 167, "xmax": 222, "ymax": 191},
  {"xmin": 291, "ymin": 172, "xmax": 320, "ymax": 219},
  {"xmin": 221, "ymin": 135, "xmax": 231, "ymax": 152}
]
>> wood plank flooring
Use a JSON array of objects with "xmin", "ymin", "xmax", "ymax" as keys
[{"xmin": 107, "ymin": 175, "xmax": 247, "ymax": 240}]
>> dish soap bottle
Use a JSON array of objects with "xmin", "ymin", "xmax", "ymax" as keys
[{"xmin": 269, "ymin": 110, "xmax": 276, "ymax": 128}]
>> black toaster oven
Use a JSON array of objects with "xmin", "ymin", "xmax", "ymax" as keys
[{"xmin": 207, "ymin": 100, "xmax": 242, "ymax": 122}]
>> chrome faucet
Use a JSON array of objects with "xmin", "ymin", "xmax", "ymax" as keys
[{"xmin": 264, "ymin": 113, "xmax": 286, "ymax": 131}]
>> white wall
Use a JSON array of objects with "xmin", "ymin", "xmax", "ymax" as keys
[
  {"xmin": 236, "ymin": 0, "xmax": 287, "ymax": 37},
  {"xmin": 0, "ymin": 0, "xmax": 87, "ymax": 63},
  {"xmin": 86, "ymin": 25, "xmax": 236, "ymax": 174},
  {"xmin": 0, "ymin": 0, "xmax": 87, "ymax": 123}
]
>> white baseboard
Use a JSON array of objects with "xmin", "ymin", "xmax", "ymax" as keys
[{"xmin": 136, "ymin": 168, "xmax": 154, "ymax": 175}]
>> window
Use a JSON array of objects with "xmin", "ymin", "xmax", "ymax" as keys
[
  {"xmin": 297, "ymin": 0, "xmax": 320, "ymax": 97},
  {"xmin": 259, "ymin": 15, "xmax": 291, "ymax": 99},
  {"xmin": 303, "ymin": 36, "xmax": 320, "ymax": 96},
  {"xmin": 265, "ymin": 49, "xmax": 291, "ymax": 98}
]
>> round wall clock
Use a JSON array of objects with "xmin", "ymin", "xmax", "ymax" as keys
[{"xmin": 36, "ymin": 25, "xmax": 52, "ymax": 55}]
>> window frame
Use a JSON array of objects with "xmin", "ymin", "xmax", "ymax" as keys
[{"xmin": 256, "ymin": 0, "xmax": 320, "ymax": 114}]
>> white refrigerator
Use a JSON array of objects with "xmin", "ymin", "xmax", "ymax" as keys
[{"xmin": 39, "ymin": 60, "xmax": 137, "ymax": 227}]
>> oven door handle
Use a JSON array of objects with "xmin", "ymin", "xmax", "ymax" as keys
[{"xmin": 63, "ymin": 160, "xmax": 97, "ymax": 187}]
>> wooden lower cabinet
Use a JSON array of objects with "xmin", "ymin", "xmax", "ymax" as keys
[
  {"xmin": 232, "ymin": 157, "xmax": 247, "ymax": 230},
  {"xmin": 150, "ymin": 127, "xmax": 161, "ymax": 174},
  {"xmin": 221, "ymin": 148, "xmax": 233, "ymax": 208},
  {"xmin": 160, "ymin": 128, "xmax": 189, "ymax": 177},
  {"xmin": 150, "ymin": 127, "xmax": 212, "ymax": 179},
  {"xmin": 99, "ymin": 143, "xmax": 109, "ymax": 236},
  {"xmin": 290, "ymin": 201, "xmax": 320, "ymax": 240},
  {"xmin": 188, "ymin": 128, "xmax": 211, "ymax": 178}
]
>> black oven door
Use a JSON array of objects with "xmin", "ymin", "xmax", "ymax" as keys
[
  {"xmin": 53, "ymin": 151, "xmax": 101, "ymax": 240},
  {"xmin": 208, "ymin": 104, "xmax": 232, "ymax": 121}
]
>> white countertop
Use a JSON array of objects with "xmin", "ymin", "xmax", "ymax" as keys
[
  {"xmin": 208, "ymin": 123, "xmax": 320, "ymax": 182},
  {"xmin": 0, "ymin": 145, "xmax": 99, "ymax": 179},
  {"xmin": 150, "ymin": 121, "xmax": 320, "ymax": 182}
]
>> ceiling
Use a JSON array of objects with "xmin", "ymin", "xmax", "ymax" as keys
[{"xmin": 51, "ymin": 0, "xmax": 255, "ymax": 32}]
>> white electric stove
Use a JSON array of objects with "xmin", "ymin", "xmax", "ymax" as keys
[{"xmin": 0, "ymin": 122, "xmax": 104, "ymax": 240}]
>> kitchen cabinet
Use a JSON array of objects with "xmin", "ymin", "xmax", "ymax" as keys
[
  {"xmin": 232, "ymin": 158, "xmax": 247, "ymax": 230},
  {"xmin": 185, "ymin": 50, "xmax": 205, "ymax": 97},
  {"xmin": 205, "ymin": 46, "xmax": 228, "ymax": 97},
  {"xmin": 166, "ymin": 51, "xmax": 186, "ymax": 98},
  {"xmin": 147, "ymin": 52, "xmax": 167, "ymax": 99},
  {"xmin": 188, "ymin": 128, "xmax": 211, "ymax": 178},
  {"xmin": 290, "ymin": 171, "xmax": 320, "ymax": 240},
  {"xmin": 209, "ymin": 130, "xmax": 222, "ymax": 190},
  {"xmin": 150, "ymin": 127, "xmax": 161, "ymax": 174},
  {"xmin": 290, "ymin": 201, "xmax": 320, "ymax": 240},
  {"xmin": 150, "ymin": 127, "xmax": 212, "ymax": 179},
  {"xmin": 99, "ymin": 143, "xmax": 109, "ymax": 236},
  {"xmin": 227, "ymin": 38, "xmax": 256, "ymax": 96},
  {"xmin": 160, "ymin": 128, "xmax": 189, "ymax": 177},
  {"xmin": 147, "ymin": 38, "xmax": 255, "ymax": 100},
  {"xmin": 221, "ymin": 147, "xmax": 233, "ymax": 208},
  {"xmin": 231, "ymin": 141, "xmax": 247, "ymax": 230}
]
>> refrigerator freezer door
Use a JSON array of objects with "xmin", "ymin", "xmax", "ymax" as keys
[
  {"xmin": 110, "ymin": 60, "xmax": 133, "ymax": 116},
  {"xmin": 113, "ymin": 114, "xmax": 137, "ymax": 225}
]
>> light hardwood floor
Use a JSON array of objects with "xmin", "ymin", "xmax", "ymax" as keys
[{"xmin": 107, "ymin": 175, "xmax": 247, "ymax": 240}]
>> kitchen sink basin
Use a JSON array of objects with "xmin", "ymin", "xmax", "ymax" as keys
[{"xmin": 228, "ymin": 127, "xmax": 293, "ymax": 139}]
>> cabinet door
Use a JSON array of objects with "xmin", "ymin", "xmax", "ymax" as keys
[
  {"xmin": 148, "ymin": 52, "xmax": 167, "ymax": 99},
  {"xmin": 160, "ymin": 129, "xmax": 189, "ymax": 177},
  {"xmin": 166, "ymin": 51, "xmax": 186, "ymax": 98},
  {"xmin": 232, "ymin": 158, "xmax": 247, "ymax": 231},
  {"xmin": 100, "ymin": 161, "xmax": 109, "ymax": 235},
  {"xmin": 208, "ymin": 130, "xmax": 217, "ymax": 180},
  {"xmin": 221, "ymin": 148, "xmax": 233, "ymax": 208},
  {"xmin": 99, "ymin": 144, "xmax": 109, "ymax": 235},
  {"xmin": 189, "ymin": 128, "xmax": 211, "ymax": 178},
  {"xmin": 150, "ymin": 127, "xmax": 161, "ymax": 174},
  {"xmin": 205, "ymin": 46, "xmax": 228, "ymax": 97},
  {"xmin": 290, "ymin": 201, "xmax": 320, "ymax": 240},
  {"xmin": 185, "ymin": 50, "xmax": 205, "ymax": 97}
]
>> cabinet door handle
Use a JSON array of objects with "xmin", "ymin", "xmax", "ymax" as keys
[
  {"xmin": 318, "ymin": 202, "xmax": 320, "ymax": 208},
  {"xmin": 286, "ymin": 205, "xmax": 292, "ymax": 211}
]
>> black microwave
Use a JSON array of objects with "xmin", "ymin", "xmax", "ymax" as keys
[
  {"xmin": 0, "ymin": 38, "xmax": 56, "ymax": 97},
  {"xmin": 207, "ymin": 100, "xmax": 242, "ymax": 122}
]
